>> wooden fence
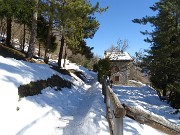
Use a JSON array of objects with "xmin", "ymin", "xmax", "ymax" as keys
[
  {"xmin": 102, "ymin": 78, "xmax": 126, "ymax": 135},
  {"xmin": 102, "ymin": 78, "xmax": 180, "ymax": 135}
]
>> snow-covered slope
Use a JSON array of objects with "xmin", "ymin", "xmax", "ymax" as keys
[
  {"xmin": 113, "ymin": 85, "xmax": 180, "ymax": 125},
  {"xmin": 0, "ymin": 56, "xmax": 179, "ymax": 135},
  {"xmin": 0, "ymin": 56, "xmax": 109, "ymax": 135}
]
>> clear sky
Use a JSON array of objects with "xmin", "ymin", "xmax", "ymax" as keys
[{"xmin": 86, "ymin": 0, "xmax": 158, "ymax": 57}]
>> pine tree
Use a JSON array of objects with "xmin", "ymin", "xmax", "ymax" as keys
[
  {"xmin": 69, "ymin": 40, "xmax": 94, "ymax": 60},
  {"xmin": 39, "ymin": 0, "xmax": 57, "ymax": 60},
  {"xmin": 55, "ymin": 0, "xmax": 107, "ymax": 67},
  {"xmin": 133, "ymin": 0, "xmax": 180, "ymax": 108},
  {"xmin": 15, "ymin": 0, "xmax": 34, "ymax": 51},
  {"xmin": 97, "ymin": 58, "xmax": 111, "ymax": 83},
  {"xmin": 0, "ymin": 0, "xmax": 17, "ymax": 47},
  {"xmin": 27, "ymin": 0, "xmax": 39, "ymax": 58}
]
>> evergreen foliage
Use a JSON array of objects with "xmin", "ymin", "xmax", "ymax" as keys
[
  {"xmin": 54, "ymin": 0, "xmax": 107, "ymax": 67},
  {"xmin": 0, "ymin": 0, "xmax": 35, "ymax": 48},
  {"xmin": 97, "ymin": 58, "xmax": 111, "ymax": 83},
  {"xmin": 0, "ymin": 0, "xmax": 17, "ymax": 46},
  {"xmin": 0, "ymin": 0, "xmax": 105, "ymax": 67},
  {"xmin": 37, "ymin": 15, "xmax": 48, "ymax": 45},
  {"xmin": 133, "ymin": 0, "xmax": 180, "ymax": 108},
  {"xmin": 70, "ymin": 40, "xmax": 94, "ymax": 59},
  {"xmin": 37, "ymin": 15, "xmax": 58, "ymax": 54}
]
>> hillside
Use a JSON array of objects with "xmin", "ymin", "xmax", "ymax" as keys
[
  {"xmin": 0, "ymin": 55, "xmax": 109, "ymax": 135},
  {"xmin": 0, "ymin": 53, "xmax": 179, "ymax": 135}
]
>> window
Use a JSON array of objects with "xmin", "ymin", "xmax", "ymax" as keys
[{"xmin": 115, "ymin": 76, "xmax": 119, "ymax": 82}]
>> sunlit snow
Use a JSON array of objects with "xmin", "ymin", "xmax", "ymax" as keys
[{"xmin": 0, "ymin": 56, "xmax": 179, "ymax": 135}]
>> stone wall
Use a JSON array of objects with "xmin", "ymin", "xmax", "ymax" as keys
[{"xmin": 110, "ymin": 60, "xmax": 132, "ymax": 84}]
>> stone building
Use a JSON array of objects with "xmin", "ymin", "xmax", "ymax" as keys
[{"xmin": 104, "ymin": 51, "xmax": 133, "ymax": 84}]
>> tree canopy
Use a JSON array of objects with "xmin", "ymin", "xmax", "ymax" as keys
[
  {"xmin": 133, "ymin": 0, "xmax": 180, "ymax": 108},
  {"xmin": 0, "ymin": 0, "xmax": 106, "ymax": 65}
]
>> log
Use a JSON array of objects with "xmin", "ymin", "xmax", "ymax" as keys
[
  {"xmin": 104, "ymin": 78, "xmax": 125, "ymax": 135},
  {"xmin": 123, "ymin": 104, "xmax": 180, "ymax": 135},
  {"xmin": 107, "ymin": 85, "xmax": 126, "ymax": 118},
  {"xmin": 106, "ymin": 107, "xmax": 114, "ymax": 135}
]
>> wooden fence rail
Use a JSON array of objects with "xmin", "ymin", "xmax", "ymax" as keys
[
  {"xmin": 102, "ymin": 78, "xmax": 180, "ymax": 135},
  {"xmin": 102, "ymin": 78, "xmax": 126, "ymax": 135}
]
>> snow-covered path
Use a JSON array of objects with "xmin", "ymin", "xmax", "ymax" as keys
[{"xmin": 63, "ymin": 79, "xmax": 110, "ymax": 135}]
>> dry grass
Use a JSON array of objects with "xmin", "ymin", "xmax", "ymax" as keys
[
  {"xmin": 0, "ymin": 43, "xmax": 26, "ymax": 60},
  {"xmin": 18, "ymin": 75, "xmax": 72, "ymax": 98}
]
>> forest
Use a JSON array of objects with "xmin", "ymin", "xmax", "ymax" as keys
[{"xmin": 0, "ymin": 0, "xmax": 106, "ymax": 69}]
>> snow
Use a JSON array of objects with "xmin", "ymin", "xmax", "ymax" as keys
[
  {"xmin": 104, "ymin": 51, "xmax": 133, "ymax": 61},
  {"xmin": 112, "ymin": 84, "xmax": 180, "ymax": 126},
  {"xmin": 0, "ymin": 56, "xmax": 109, "ymax": 135},
  {"xmin": 0, "ymin": 55, "xmax": 179, "ymax": 135}
]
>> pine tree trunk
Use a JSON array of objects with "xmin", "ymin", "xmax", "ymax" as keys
[
  {"xmin": 44, "ymin": 46, "xmax": 48, "ymax": 58},
  {"xmin": 44, "ymin": 17, "xmax": 52, "ymax": 60},
  {"xmin": 38, "ymin": 42, "xmax": 41, "ymax": 56},
  {"xmin": 58, "ymin": 35, "xmax": 65, "ymax": 67},
  {"xmin": 2, "ymin": 20, "xmax": 6, "ymax": 38},
  {"xmin": 27, "ymin": 0, "xmax": 38, "ymax": 58},
  {"xmin": 162, "ymin": 89, "xmax": 167, "ymax": 97},
  {"xmin": 22, "ymin": 24, "xmax": 26, "ymax": 52},
  {"xmin": 1, "ymin": 19, "xmax": 6, "ymax": 38},
  {"xmin": 6, "ymin": 17, "xmax": 12, "ymax": 47},
  {"xmin": 0, "ymin": 19, "xmax": 3, "ymax": 36},
  {"xmin": 63, "ymin": 46, "xmax": 67, "ymax": 68}
]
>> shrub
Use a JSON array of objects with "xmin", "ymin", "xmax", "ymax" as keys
[
  {"xmin": 97, "ymin": 58, "xmax": 111, "ymax": 83},
  {"xmin": 167, "ymin": 83, "xmax": 180, "ymax": 109},
  {"xmin": 18, "ymin": 75, "xmax": 72, "ymax": 98}
]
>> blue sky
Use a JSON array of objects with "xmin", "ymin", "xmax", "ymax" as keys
[{"xmin": 86, "ymin": 0, "xmax": 158, "ymax": 57}]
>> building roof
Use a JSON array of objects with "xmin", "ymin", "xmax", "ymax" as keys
[{"xmin": 104, "ymin": 51, "xmax": 133, "ymax": 61}]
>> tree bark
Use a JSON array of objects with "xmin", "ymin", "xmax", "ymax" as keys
[
  {"xmin": 0, "ymin": 19, "xmax": 3, "ymax": 36},
  {"xmin": 58, "ymin": 35, "xmax": 65, "ymax": 67},
  {"xmin": 2, "ymin": 19, "xmax": 6, "ymax": 38},
  {"xmin": 44, "ymin": 17, "xmax": 52, "ymax": 60},
  {"xmin": 22, "ymin": 23, "xmax": 26, "ymax": 52},
  {"xmin": 27, "ymin": 0, "xmax": 38, "ymax": 58},
  {"xmin": 63, "ymin": 46, "xmax": 67, "ymax": 67},
  {"xmin": 162, "ymin": 89, "xmax": 167, "ymax": 97},
  {"xmin": 6, "ymin": 17, "xmax": 12, "ymax": 47},
  {"xmin": 38, "ymin": 42, "xmax": 41, "ymax": 56}
]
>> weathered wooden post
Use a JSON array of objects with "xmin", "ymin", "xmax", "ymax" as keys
[
  {"xmin": 106, "ymin": 84, "xmax": 110, "ymax": 119},
  {"xmin": 114, "ymin": 116, "xmax": 123, "ymax": 135},
  {"xmin": 107, "ymin": 85, "xmax": 126, "ymax": 135},
  {"xmin": 113, "ymin": 105, "xmax": 125, "ymax": 135},
  {"xmin": 102, "ymin": 76, "xmax": 106, "ymax": 103},
  {"xmin": 104, "ymin": 80, "xmax": 109, "ymax": 105},
  {"xmin": 103, "ymin": 78, "xmax": 126, "ymax": 135}
]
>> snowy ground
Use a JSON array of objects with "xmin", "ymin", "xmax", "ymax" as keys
[
  {"xmin": 0, "ymin": 56, "xmax": 109, "ymax": 135},
  {"xmin": 113, "ymin": 84, "xmax": 180, "ymax": 135},
  {"xmin": 0, "ymin": 56, "xmax": 179, "ymax": 135},
  {"xmin": 113, "ymin": 84, "xmax": 180, "ymax": 125}
]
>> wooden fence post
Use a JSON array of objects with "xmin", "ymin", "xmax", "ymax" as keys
[
  {"xmin": 103, "ymin": 78, "xmax": 126, "ymax": 135},
  {"xmin": 114, "ymin": 116, "xmax": 123, "ymax": 135},
  {"xmin": 102, "ymin": 77, "xmax": 106, "ymax": 103},
  {"xmin": 106, "ymin": 85, "xmax": 110, "ymax": 117}
]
